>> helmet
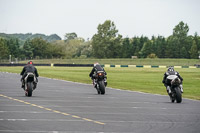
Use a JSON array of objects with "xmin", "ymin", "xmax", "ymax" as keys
[
  {"xmin": 167, "ymin": 67, "xmax": 174, "ymax": 72},
  {"xmin": 94, "ymin": 62, "xmax": 99, "ymax": 67},
  {"xmin": 28, "ymin": 61, "xmax": 33, "ymax": 65}
]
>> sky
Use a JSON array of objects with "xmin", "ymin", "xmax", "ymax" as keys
[{"xmin": 0, "ymin": 0, "xmax": 200, "ymax": 40}]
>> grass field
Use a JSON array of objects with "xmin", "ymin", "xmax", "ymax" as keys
[
  {"xmin": 0, "ymin": 66, "xmax": 199, "ymax": 100},
  {"xmin": 17, "ymin": 58, "xmax": 200, "ymax": 66}
]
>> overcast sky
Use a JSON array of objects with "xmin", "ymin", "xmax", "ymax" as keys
[{"xmin": 0, "ymin": 0, "xmax": 200, "ymax": 40}]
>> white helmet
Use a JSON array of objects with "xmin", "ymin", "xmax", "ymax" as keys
[{"xmin": 94, "ymin": 62, "xmax": 99, "ymax": 67}]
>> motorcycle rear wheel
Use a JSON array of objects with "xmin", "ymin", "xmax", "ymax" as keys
[
  {"xmin": 98, "ymin": 81, "xmax": 105, "ymax": 95},
  {"xmin": 26, "ymin": 82, "xmax": 33, "ymax": 97}
]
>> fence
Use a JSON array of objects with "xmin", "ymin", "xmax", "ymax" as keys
[{"xmin": 0, "ymin": 63, "xmax": 199, "ymax": 68}]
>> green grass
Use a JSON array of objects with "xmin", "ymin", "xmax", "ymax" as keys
[
  {"xmin": 0, "ymin": 66, "xmax": 199, "ymax": 100},
  {"xmin": 17, "ymin": 58, "xmax": 200, "ymax": 66}
]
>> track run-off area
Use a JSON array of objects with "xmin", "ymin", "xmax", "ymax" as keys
[{"xmin": 0, "ymin": 72, "xmax": 200, "ymax": 133}]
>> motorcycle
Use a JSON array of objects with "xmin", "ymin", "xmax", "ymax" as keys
[
  {"xmin": 93, "ymin": 71, "xmax": 107, "ymax": 95},
  {"xmin": 23, "ymin": 72, "xmax": 37, "ymax": 97},
  {"xmin": 166, "ymin": 75, "xmax": 182, "ymax": 103}
]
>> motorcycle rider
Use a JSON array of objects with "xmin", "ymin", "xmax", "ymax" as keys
[
  {"xmin": 162, "ymin": 67, "xmax": 183, "ymax": 94},
  {"xmin": 89, "ymin": 63, "xmax": 107, "ymax": 87},
  {"xmin": 20, "ymin": 61, "xmax": 39, "ymax": 89}
]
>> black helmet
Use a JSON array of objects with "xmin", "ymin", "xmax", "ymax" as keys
[{"xmin": 167, "ymin": 67, "xmax": 174, "ymax": 72}]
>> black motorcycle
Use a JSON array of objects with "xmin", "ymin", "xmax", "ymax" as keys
[
  {"xmin": 23, "ymin": 73, "xmax": 37, "ymax": 97},
  {"xmin": 93, "ymin": 71, "xmax": 107, "ymax": 95},
  {"xmin": 166, "ymin": 75, "xmax": 182, "ymax": 103}
]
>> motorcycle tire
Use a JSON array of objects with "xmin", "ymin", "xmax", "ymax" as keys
[
  {"xmin": 175, "ymin": 87, "xmax": 182, "ymax": 103},
  {"xmin": 98, "ymin": 81, "xmax": 105, "ymax": 95},
  {"xmin": 26, "ymin": 82, "xmax": 33, "ymax": 97}
]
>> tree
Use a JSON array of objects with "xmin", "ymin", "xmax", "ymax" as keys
[
  {"xmin": 0, "ymin": 38, "xmax": 9, "ymax": 59},
  {"xmin": 173, "ymin": 21, "xmax": 189, "ymax": 37},
  {"xmin": 193, "ymin": 32, "xmax": 200, "ymax": 52},
  {"xmin": 64, "ymin": 32, "xmax": 77, "ymax": 42},
  {"xmin": 139, "ymin": 41, "xmax": 152, "ymax": 58},
  {"xmin": 165, "ymin": 36, "xmax": 176, "ymax": 58},
  {"xmin": 75, "ymin": 41, "xmax": 93, "ymax": 58},
  {"xmin": 63, "ymin": 38, "xmax": 84, "ymax": 58},
  {"xmin": 6, "ymin": 38, "xmax": 21, "ymax": 58},
  {"xmin": 171, "ymin": 21, "xmax": 190, "ymax": 58},
  {"xmin": 147, "ymin": 53, "xmax": 157, "ymax": 58},
  {"xmin": 31, "ymin": 38, "xmax": 50, "ymax": 58},
  {"xmin": 165, "ymin": 21, "xmax": 191, "ymax": 58},
  {"xmin": 190, "ymin": 40, "xmax": 198, "ymax": 59},
  {"xmin": 132, "ymin": 36, "xmax": 149, "ymax": 57},
  {"xmin": 121, "ymin": 38, "xmax": 132, "ymax": 58},
  {"xmin": 184, "ymin": 35, "xmax": 193, "ymax": 58},
  {"xmin": 180, "ymin": 47, "xmax": 188, "ymax": 58},
  {"xmin": 131, "ymin": 37, "xmax": 140, "ymax": 57},
  {"xmin": 153, "ymin": 36, "xmax": 166, "ymax": 58},
  {"xmin": 80, "ymin": 44, "xmax": 92, "ymax": 58},
  {"xmin": 91, "ymin": 20, "xmax": 122, "ymax": 58},
  {"xmin": 23, "ymin": 39, "xmax": 33, "ymax": 59},
  {"xmin": 48, "ymin": 42, "xmax": 65, "ymax": 58}
]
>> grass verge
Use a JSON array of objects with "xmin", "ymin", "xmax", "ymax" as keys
[{"xmin": 17, "ymin": 58, "xmax": 200, "ymax": 66}]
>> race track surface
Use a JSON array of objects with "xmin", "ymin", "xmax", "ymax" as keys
[{"xmin": 0, "ymin": 72, "xmax": 200, "ymax": 133}]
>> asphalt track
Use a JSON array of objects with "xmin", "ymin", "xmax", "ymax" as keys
[{"xmin": 0, "ymin": 72, "xmax": 200, "ymax": 133}]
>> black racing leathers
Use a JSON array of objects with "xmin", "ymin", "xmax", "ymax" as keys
[
  {"xmin": 21, "ymin": 64, "xmax": 39, "ymax": 79},
  {"xmin": 89, "ymin": 64, "xmax": 107, "ymax": 78},
  {"xmin": 89, "ymin": 64, "xmax": 107, "ymax": 87},
  {"xmin": 162, "ymin": 71, "xmax": 183, "ymax": 86}
]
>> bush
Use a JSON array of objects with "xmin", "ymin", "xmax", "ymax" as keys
[{"xmin": 147, "ymin": 53, "xmax": 157, "ymax": 58}]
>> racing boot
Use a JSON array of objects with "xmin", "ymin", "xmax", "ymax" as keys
[
  {"xmin": 180, "ymin": 84, "xmax": 183, "ymax": 93},
  {"xmin": 93, "ymin": 79, "xmax": 97, "ymax": 88},
  {"xmin": 104, "ymin": 78, "xmax": 107, "ymax": 87},
  {"xmin": 167, "ymin": 86, "xmax": 171, "ymax": 94},
  {"xmin": 33, "ymin": 82, "xmax": 37, "ymax": 90},
  {"xmin": 21, "ymin": 83, "xmax": 25, "ymax": 89},
  {"xmin": 21, "ymin": 79, "xmax": 25, "ymax": 89},
  {"xmin": 33, "ymin": 78, "xmax": 38, "ymax": 90}
]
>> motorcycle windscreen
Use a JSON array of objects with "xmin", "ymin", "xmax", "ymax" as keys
[{"xmin": 166, "ymin": 75, "xmax": 178, "ymax": 80}]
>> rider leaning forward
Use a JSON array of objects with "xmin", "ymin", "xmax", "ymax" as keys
[
  {"xmin": 162, "ymin": 67, "xmax": 183, "ymax": 94},
  {"xmin": 89, "ymin": 63, "xmax": 107, "ymax": 87},
  {"xmin": 20, "ymin": 61, "xmax": 39, "ymax": 88}
]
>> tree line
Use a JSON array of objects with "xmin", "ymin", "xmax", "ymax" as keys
[
  {"xmin": 92, "ymin": 20, "xmax": 200, "ymax": 59},
  {"xmin": 0, "ymin": 20, "xmax": 200, "ymax": 61}
]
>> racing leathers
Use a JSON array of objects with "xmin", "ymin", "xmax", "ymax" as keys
[
  {"xmin": 162, "ymin": 70, "xmax": 183, "ymax": 94},
  {"xmin": 89, "ymin": 64, "xmax": 107, "ymax": 87},
  {"xmin": 20, "ymin": 64, "xmax": 39, "ymax": 89}
]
